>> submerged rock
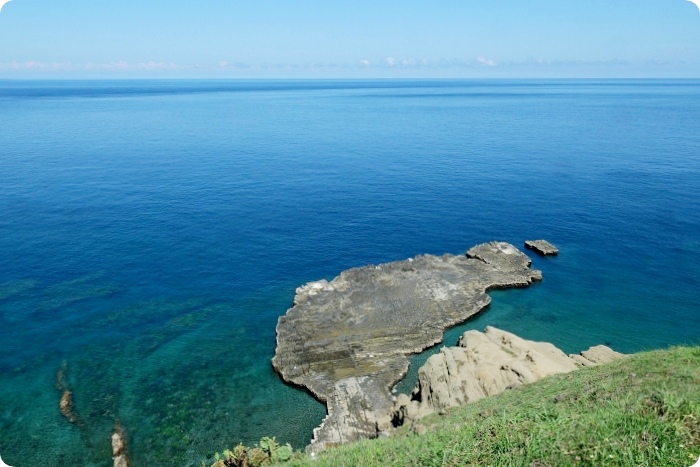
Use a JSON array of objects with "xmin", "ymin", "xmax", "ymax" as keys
[
  {"xmin": 524, "ymin": 239, "xmax": 559, "ymax": 256},
  {"xmin": 112, "ymin": 422, "xmax": 130, "ymax": 467},
  {"xmin": 56, "ymin": 362, "xmax": 80, "ymax": 425},
  {"xmin": 392, "ymin": 326, "xmax": 625, "ymax": 426},
  {"xmin": 59, "ymin": 390, "xmax": 77, "ymax": 423},
  {"xmin": 272, "ymin": 242, "xmax": 542, "ymax": 452},
  {"xmin": 55, "ymin": 361, "xmax": 91, "ymax": 446},
  {"xmin": 55, "ymin": 361, "xmax": 131, "ymax": 465}
]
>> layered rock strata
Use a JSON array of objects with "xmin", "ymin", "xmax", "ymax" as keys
[
  {"xmin": 392, "ymin": 326, "xmax": 624, "ymax": 426},
  {"xmin": 272, "ymin": 242, "xmax": 543, "ymax": 452},
  {"xmin": 525, "ymin": 239, "xmax": 559, "ymax": 256}
]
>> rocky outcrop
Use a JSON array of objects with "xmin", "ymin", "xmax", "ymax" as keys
[
  {"xmin": 56, "ymin": 361, "xmax": 132, "ymax": 466},
  {"xmin": 392, "ymin": 327, "xmax": 625, "ymax": 426},
  {"xmin": 525, "ymin": 240, "xmax": 559, "ymax": 256},
  {"xmin": 59, "ymin": 390, "xmax": 77, "ymax": 423},
  {"xmin": 272, "ymin": 242, "xmax": 543, "ymax": 452},
  {"xmin": 112, "ymin": 422, "xmax": 130, "ymax": 467},
  {"xmin": 56, "ymin": 362, "xmax": 81, "ymax": 426},
  {"xmin": 570, "ymin": 344, "xmax": 624, "ymax": 367},
  {"xmin": 55, "ymin": 361, "xmax": 94, "ymax": 449}
]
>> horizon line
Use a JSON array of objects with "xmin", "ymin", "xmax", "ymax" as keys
[{"xmin": 1, "ymin": 76, "xmax": 699, "ymax": 81}]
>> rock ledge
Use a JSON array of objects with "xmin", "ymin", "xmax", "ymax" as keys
[{"xmin": 525, "ymin": 239, "xmax": 559, "ymax": 256}]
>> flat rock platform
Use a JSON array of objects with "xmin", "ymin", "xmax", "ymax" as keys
[{"xmin": 272, "ymin": 241, "xmax": 543, "ymax": 452}]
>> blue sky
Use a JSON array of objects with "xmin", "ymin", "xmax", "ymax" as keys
[{"xmin": 0, "ymin": 0, "xmax": 699, "ymax": 78}]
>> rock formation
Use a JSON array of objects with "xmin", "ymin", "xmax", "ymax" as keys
[
  {"xmin": 55, "ymin": 361, "xmax": 92, "ymax": 447},
  {"xmin": 56, "ymin": 362, "xmax": 81, "ymax": 425},
  {"xmin": 392, "ymin": 326, "xmax": 624, "ymax": 427},
  {"xmin": 59, "ymin": 390, "xmax": 77, "ymax": 423},
  {"xmin": 272, "ymin": 242, "xmax": 543, "ymax": 452},
  {"xmin": 56, "ymin": 361, "xmax": 131, "ymax": 465},
  {"xmin": 569, "ymin": 344, "xmax": 625, "ymax": 367},
  {"xmin": 112, "ymin": 422, "xmax": 130, "ymax": 467},
  {"xmin": 525, "ymin": 240, "xmax": 559, "ymax": 256}
]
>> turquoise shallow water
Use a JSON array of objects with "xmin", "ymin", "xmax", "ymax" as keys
[{"xmin": 0, "ymin": 79, "xmax": 699, "ymax": 466}]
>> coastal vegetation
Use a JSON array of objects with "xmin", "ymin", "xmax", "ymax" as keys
[
  {"xmin": 208, "ymin": 437, "xmax": 293, "ymax": 467},
  {"xmin": 208, "ymin": 346, "xmax": 700, "ymax": 466}
]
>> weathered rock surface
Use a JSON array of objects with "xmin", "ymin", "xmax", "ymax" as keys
[
  {"xmin": 570, "ymin": 344, "xmax": 625, "ymax": 367},
  {"xmin": 56, "ymin": 362, "xmax": 81, "ymax": 426},
  {"xmin": 112, "ymin": 422, "xmax": 130, "ymax": 467},
  {"xmin": 272, "ymin": 242, "xmax": 542, "ymax": 452},
  {"xmin": 59, "ymin": 390, "xmax": 77, "ymax": 423},
  {"xmin": 392, "ymin": 326, "xmax": 625, "ymax": 426},
  {"xmin": 56, "ymin": 360, "xmax": 98, "ymax": 452},
  {"xmin": 525, "ymin": 239, "xmax": 559, "ymax": 256},
  {"xmin": 56, "ymin": 361, "xmax": 132, "ymax": 466}
]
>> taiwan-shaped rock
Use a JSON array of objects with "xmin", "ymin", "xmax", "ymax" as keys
[{"xmin": 272, "ymin": 242, "xmax": 543, "ymax": 452}]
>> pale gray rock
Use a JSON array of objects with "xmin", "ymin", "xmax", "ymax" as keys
[
  {"xmin": 392, "ymin": 327, "xmax": 625, "ymax": 427},
  {"xmin": 272, "ymin": 242, "xmax": 542, "ymax": 452},
  {"xmin": 525, "ymin": 239, "xmax": 559, "ymax": 256},
  {"xmin": 112, "ymin": 422, "xmax": 129, "ymax": 467},
  {"xmin": 574, "ymin": 344, "xmax": 625, "ymax": 366}
]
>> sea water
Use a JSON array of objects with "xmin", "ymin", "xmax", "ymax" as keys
[{"xmin": 0, "ymin": 79, "xmax": 698, "ymax": 466}]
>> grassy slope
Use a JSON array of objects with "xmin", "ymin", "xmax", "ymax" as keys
[{"xmin": 287, "ymin": 346, "xmax": 700, "ymax": 467}]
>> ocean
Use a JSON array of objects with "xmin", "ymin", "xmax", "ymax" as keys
[{"xmin": 0, "ymin": 79, "xmax": 698, "ymax": 466}]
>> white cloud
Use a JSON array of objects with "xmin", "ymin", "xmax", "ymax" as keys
[
  {"xmin": 0, "ymin": 61, "xmax": 73, "ymax": 71},
  {"xmin": 2, "ymin": 56, "xmax": 674, "ymax": 78},
  {"xmin": 476, "ymin": 56, "xmax": 497, "ymax": 67},
  {"xmin": 0, "ymin": 60, "xmax": 184, "ymax": 72}
]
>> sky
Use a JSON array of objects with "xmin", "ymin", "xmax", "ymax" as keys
[{"xmin": 0, "ymin": 0, "xmax": 699, "ymax": 79}]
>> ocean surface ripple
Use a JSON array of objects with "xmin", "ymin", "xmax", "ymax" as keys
[{"xmin": 0, "ymin": 79, "xmax": 698, "ymax": 466}]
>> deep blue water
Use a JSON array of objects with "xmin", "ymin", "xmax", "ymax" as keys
[{"xmin": 0, "ymin": 79, "xmax": 699, "ymax": 466}]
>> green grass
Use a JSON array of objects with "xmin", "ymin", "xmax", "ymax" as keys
[{"xmin": 283, "ymin": 346, "xmax": 700, "ymax": 466}]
